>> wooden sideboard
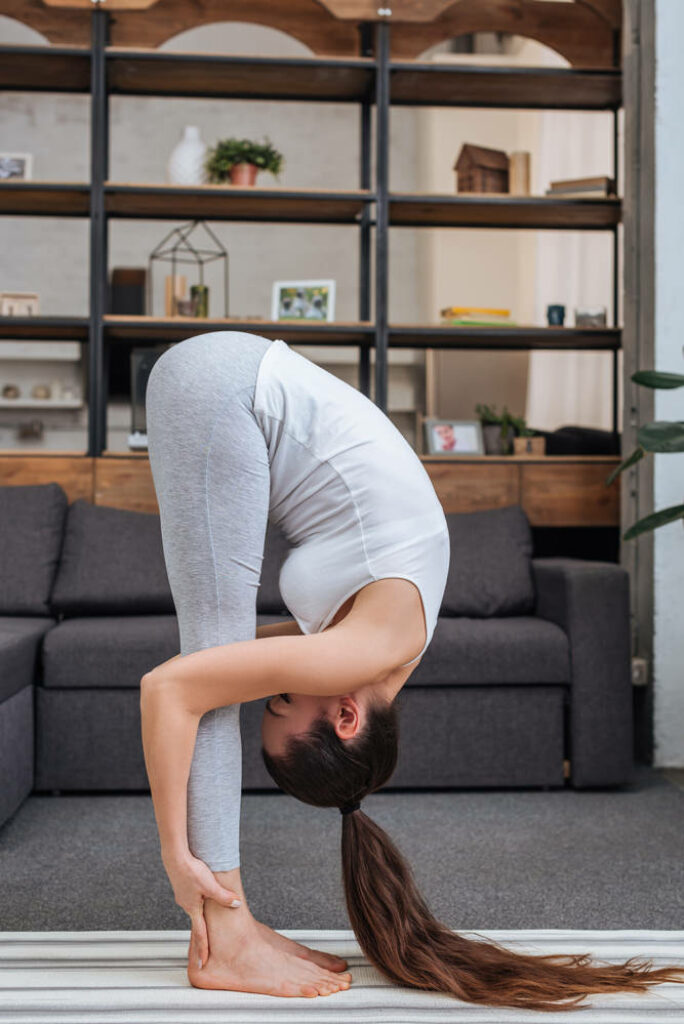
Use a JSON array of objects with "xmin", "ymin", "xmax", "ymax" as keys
[{"xmin": 0, "ymin": 451, "xmax": 619, "ymax": 527}]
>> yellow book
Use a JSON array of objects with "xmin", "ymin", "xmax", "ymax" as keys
[{"xmin": 440, "ymin": 305, "xmax": 511, "ymax": 318}]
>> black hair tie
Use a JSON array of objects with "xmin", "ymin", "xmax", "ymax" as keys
[{"xmin": 339, "ymin": 800, "xmax": 361, "ymax": 816}]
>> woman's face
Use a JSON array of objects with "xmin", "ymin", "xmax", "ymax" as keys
[{"xmin": 261, "ymin": 692, "xmax": 363, "ymax": 758}]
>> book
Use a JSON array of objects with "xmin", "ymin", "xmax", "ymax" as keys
[
  {"xmin": 546, "ymin": 175, "xmax": 616, "ymax": 198},
  {"xmin": 439, "ymin": 307, "xmax": 516, "ymax": 327},
  {"xmin": 440, "ymin": 305, "xmax": 511, "ymax": 319},
  {"xmin": 548, "ymin": 175, "xmax": 616, "ymax": 191},
  {"xmin": 441, "ymin": 318, "xmax": 519, "ymax": 327}
]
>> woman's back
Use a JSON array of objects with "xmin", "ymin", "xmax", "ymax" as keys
[{"xmin": 252, "ymin": 338, "xmax": 450, "ymax": 664}]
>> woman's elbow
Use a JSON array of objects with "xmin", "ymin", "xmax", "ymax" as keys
[{"xmin": 140, "ymin": 668, "xmax": 168, "ymax": 701}]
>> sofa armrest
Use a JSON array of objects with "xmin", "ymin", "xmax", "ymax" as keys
[{"xmin": 532, "ymin": 558, "xmax": 634, "ymax": 788}]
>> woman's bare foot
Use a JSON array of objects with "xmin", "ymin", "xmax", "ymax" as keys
[
  {"xmin": 188, "ymin": 900, "xmax": 352, "ymax": 997},
  {"xmin": 255, "ymin": 920, "xmax": 349, "ymax": 973}
]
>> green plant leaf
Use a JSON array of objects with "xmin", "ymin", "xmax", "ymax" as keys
[
  {"xmin": 632, "ymin": 370, "xmax": 684, "ymax": 389},
  {"xmin": 637, "ymin": 421, "xmax": 684, "ymax": 452},
  {"xmin": 605, "ymin": 445, "xmax": 645, "ymax": 486},
  {"xmin": 623, "ymin": 503, "xmax": 684, "ymax": 540}
]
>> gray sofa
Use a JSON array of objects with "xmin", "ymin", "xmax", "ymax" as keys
[{"xmin": 0, "ymin": 482, "xmax": 634, "ymax": 830}]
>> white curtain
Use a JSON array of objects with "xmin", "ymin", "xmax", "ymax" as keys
[{"xmin": 525, "ymin": 57, "xmax": 621, "ymax": 432}]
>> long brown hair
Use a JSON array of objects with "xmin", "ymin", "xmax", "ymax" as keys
[{"xmin": 262, "ymin": 698, "xmax": 684, "ymax": 1012}]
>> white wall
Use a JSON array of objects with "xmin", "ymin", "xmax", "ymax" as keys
[{"xmin": 653, "ymin": 0, "xmax": 684, "ymax": 766}]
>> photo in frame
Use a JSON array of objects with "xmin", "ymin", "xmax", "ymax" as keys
[
  {"xmin": 271, "ymin": 279, "xmax": 335, "ymax": 321},
  {"xmin": 0, "ymin": 153, "xmax": 33, "ymax": 180},
  {"xmin": 424, "ymin": 417, "xmax": 485, "ymax": 456}
]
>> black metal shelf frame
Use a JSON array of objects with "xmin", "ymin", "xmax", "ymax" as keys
[{"xmin": 0, "ymin": 18, "xmax": 623, "ymax": 453}]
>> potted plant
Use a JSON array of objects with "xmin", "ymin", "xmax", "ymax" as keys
[
  {"xmin": 606, "ymin": 368, "xmax": 684, "ymax": 539},
  {"xmin": 475, "ymin": 402, "xmax": 516, "ymax": 455},
  {"xmin": 205, "ymin": 136, "xmax": 284, "ymax": 186}
]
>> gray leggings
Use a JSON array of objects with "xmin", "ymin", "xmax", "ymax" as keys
[{"xmin": 145, "ymin": 330, "xmax": 273, "ymax": 872}]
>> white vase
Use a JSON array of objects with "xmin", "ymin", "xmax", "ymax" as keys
[{"xmin": 167, "ymin": 125, "xmax": 207, "ymax": 185}]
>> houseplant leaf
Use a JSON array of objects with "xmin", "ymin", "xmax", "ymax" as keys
[
  {"xmin": 623, "ymin": 503, "xmax": 684, "ymax": 540},
  {"xmin": 637, "ymin": 421, "xmax": 684, "ymax": 452},
  {"xmin": 632, "ymin": 370, "xmax": 684, "ymax": 389},
  {"xmin": 605, "ymin": 445, "xmax": 645, "ymax": 486}
]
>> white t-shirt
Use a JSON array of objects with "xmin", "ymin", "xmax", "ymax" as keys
[{"xmin": 252, "ymin": 339, "xmax": 450, "ymax": 667}]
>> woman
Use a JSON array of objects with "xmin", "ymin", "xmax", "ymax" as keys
[{"xmin": 142, "ymin": 331, "xmax": 684, "ymax": 1008}]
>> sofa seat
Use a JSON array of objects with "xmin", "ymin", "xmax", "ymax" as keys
[
  {"xmin": 0, "ymin": 617, "xmax": 55, "ymax": 702},
  {"xmin": 42, "ymin": 615, "xmax": 179, "ymax": 689},
  {"xmin": 410, "ymin": 616, "xmax": 570, "ymax": 686}
]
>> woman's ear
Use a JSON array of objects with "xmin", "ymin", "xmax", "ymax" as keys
[{"xmin": 334, "ymin": 695, "xmax": 362, "ymax": 741}]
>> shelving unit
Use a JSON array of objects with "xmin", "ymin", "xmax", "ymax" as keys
[{"xmin": 0, "ymin": 9, "xmax": 623, "ymax": 458}]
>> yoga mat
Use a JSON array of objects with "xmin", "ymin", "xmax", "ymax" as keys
[{"xmin": 1, "ymin": 929, "xmax": 683, "ymax": 1022}]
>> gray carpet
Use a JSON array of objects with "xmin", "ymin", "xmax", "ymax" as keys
[{"xmin": 1, "ymin": 765, "xmax": 683, "ymax": 932}]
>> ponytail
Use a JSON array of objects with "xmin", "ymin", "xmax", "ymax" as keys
[
  {"xmin": 262, "ymin": 700, "xmax": 684, "ymax": 1011},
  {"xmin": 341, "ymin": 806, "xmax": 684, "ymax": 1012}
]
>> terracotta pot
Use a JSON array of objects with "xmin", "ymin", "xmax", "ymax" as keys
[{"xmin": 229, "ymin": 162, "xmax": 259, "ymax": 186}]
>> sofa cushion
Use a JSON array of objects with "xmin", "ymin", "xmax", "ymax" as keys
[
  {"xmin": 0, "ymin": 483, "xmax": 67, "ymax": 615},
  {"xmin": 42, "ymin": 614, "xmax": 179, "ymax": 689},
  {"xmin": 409, "ymin": 615, "xmax": 570, "ymax": 686},
  {"xmin": 50, "ymin": 501, "xmax": 175, "ymax": 616},
  {"xmin": 442, "ymin": 505, "xmax": 535, "ymax": 617},
  {"xmin": 0, "ymin": 616, "xmax": 55, "ymax": 703}
]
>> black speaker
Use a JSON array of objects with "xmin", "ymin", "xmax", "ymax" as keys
[{"xmin": 108, "ymin": 268, "xmax": 147, "ymax": 398}]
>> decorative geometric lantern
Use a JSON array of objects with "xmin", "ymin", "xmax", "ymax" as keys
[{"xmin": 147, "ymin": 219, "xmax": 229, "ymax": 317}]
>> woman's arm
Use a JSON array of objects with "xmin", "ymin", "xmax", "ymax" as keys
[
  {"xmin": 139, "ymin": 675, "xmax": 242, "ymax": 967},
  {"xmin": 144, "ymin": 614, "xmax": 398, "ymax": 720},
  {"xmin": 140, "ymin": 672, "xmax": 199, "ymax": 860}
]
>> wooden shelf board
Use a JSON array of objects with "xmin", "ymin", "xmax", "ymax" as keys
[
  {"xmin": 389, "ymin": 325, "xmax": 621, "ymax": 350},
  {"xmin": 0, "ymin": 184, "xmax": 622, "ymax": 230},
  {"xmin": 0, "ymin": 182, "xmax": 90, "ymax": 217},
  {"xmin": 106, "ymin": 48, "xmax": 375, "ymax": 102},
  {"xmin": 389, "ymin": 193, "xmax": 621, "ymax": 229},
  {"xmin": 420, "ymin": 454, "xmax": 619, "ymax": 463},
  {"xmin": 0, "ymin": 46, "xmax": 621, "ymax": 111},
  {"xmin": 389, "ymin": 62, "xmax": 622, "ymax": 110},
  {"xmin": 104, "ymin": 183, "xmax": 373, "ymax": 222},
  {"xmin": 98, "ymin": 449, "xmax": 618, "ymax": 464},
  {"xmin": 0, "ymin": 317, "xmax": 89, "ymax": 340},
  {"xmin": 0, "ymin": 399, "xmax": 83, "ymax": 409},
  {"xmin": 0, "ymin": 45, "xmax": 91, "ymax": 93},
  {"xmin": 103, "ymin": 316, "xmax": 374, "ymax": 345}
]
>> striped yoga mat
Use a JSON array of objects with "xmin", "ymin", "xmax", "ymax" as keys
[{"xmin": 1, "ymin": 930, "xmax": 683, "ymax": 1022}]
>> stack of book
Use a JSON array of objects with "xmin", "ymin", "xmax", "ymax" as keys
[
  {"xmin": 439, "ymin": 306, "xmax": 516, "ymax": 327},
  {"xmin": 545, "ymin": 175, "xmax": 616, "ymax": 198}
]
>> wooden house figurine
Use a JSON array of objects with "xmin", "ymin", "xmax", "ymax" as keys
[{"xmin": 454, "ymin": 144, "xmax": 509, "ymax": 193}]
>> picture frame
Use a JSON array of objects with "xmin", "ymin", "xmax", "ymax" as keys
[
  {"xmin": 423, "ymin": 417, "xmax": 485, "ymax": 456},
  {"xmin": 0, "ymin": 153, "xmax": 33, "ymax": 181},
  {"xmin": 271, "ymin": 279, "xmax": 335, "ymax": 322}
]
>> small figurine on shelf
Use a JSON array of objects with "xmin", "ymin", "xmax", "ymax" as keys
[
  {"xmin": 454, "ymin": 144, "xmax": 509, "ymax": 193},
  {"xmin": 509, "ymin": 414, "xmax": 546, "ymax": 456}
]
